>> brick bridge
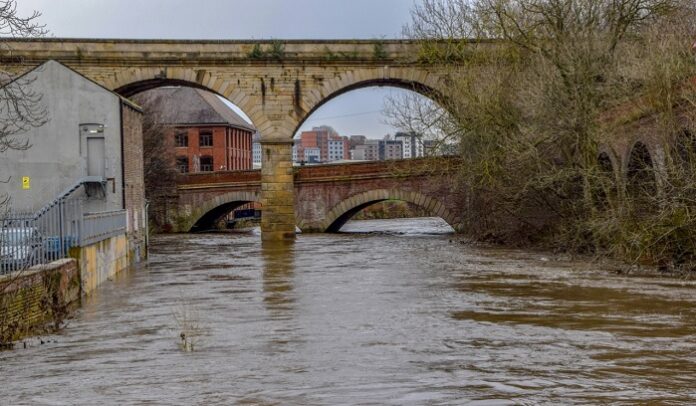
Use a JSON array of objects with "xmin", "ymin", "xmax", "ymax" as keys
[
  {"xmin": 172, "ymin": 157, "xmax": 465, "ymax": 233},
  {"xmin": 2, "ymin": 38, "xmax": 454, "ymax": 240}
]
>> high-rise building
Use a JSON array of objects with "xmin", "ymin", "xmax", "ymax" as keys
[
  {"xmin": 381, "ymin": 139, "xmax": 403, "ymax": 160},
  {"xmin": 395, "ymin": 132, "xmax": 424, "ymax": 159}
]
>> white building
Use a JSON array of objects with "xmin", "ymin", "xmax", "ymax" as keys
[
  {"xmin": 328, "ymin": 139, "xmax": 345, "ymax": 162},
  {"xmin": 304, "ymin": 147, "xmax": 321, "ymax": 163},
  {"xmin": 252, "ymin": 131, "xmax": 262, "ymax": 167},
  {"xmin": 395, "ymin": 132, "xmax": 424, "ymax": 158}
]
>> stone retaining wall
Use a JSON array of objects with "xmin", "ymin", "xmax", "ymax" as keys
[{"xmin": 0, "ymin": 259, "xmax": 80, "ymax": 344}]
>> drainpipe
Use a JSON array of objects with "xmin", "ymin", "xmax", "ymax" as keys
[{"xmin": 144, "ymin": 199, "xmax": 150, "ymax": 257}]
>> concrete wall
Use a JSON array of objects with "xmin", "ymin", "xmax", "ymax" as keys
[
  {"xmin": 0, "ymin": 259, "xmax": 80, "ymax": 343},
  {"xmin": 0, "ymin": 60, "xmax": 123, "ymax": 212},
  {"xmin": 71, "ymin": 233, "xmax": 130, "ymax": 295}
]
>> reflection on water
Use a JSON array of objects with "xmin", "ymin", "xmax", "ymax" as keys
[{"xmin": 1, "ymin": 217, "xmax": 696, "ymax": 404}]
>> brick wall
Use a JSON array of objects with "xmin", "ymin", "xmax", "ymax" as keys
[
  {"xmin": 0, "ymin": 259, "xmax": 80, "ymax": 344},
  {"xmin": 121, "ymin": 102, "xmax": 147, "ymax": 262}
]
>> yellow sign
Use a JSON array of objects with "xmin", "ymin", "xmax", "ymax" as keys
[{"xmin": 22, "ymin": 176, "xmax": 30, "ymax": 190}]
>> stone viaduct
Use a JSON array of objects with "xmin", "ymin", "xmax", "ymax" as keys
[
  {"xmin": 1, "ymin": 38, "xmax": 450, "ymax": 240},
  {"xmin": 0, "ymin": 38, "xmax": 676, "ymax": 238},
  {"xmin": 173, "ymin": 157, "xmax": 466, "ymax": 233}
]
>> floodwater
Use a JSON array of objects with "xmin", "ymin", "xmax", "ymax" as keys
[{"xmin": 2, "ymin": 217, "xmax": 696, "ymax": 405}]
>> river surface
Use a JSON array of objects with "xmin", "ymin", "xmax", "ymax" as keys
[{"xmin": 2, "ymin": 217, "xmax": 696, "ymax": 405}]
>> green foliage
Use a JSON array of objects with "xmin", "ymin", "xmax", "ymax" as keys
[
  {"xmin": 267, "ymin": 40, "xmax": 285, "ymax": 60},
  {"xmin": 373, "ymin": 41, "xmax": 388, "ymax": 60},
  {"xmin": 247, "ymin": 43, "xmax": 263, "ymax": 59},
  {"xmin": 247, "ymin": 41, "xmax": 286, "ymax": 61}
]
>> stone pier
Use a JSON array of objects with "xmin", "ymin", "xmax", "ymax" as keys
[{"xmin": 260, "ymin": 140, "xmax": 296, "ymax": 240}]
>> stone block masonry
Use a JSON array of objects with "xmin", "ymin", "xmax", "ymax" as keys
[{"xmin": 260, "ymin": 141, "xmax": 296, "ymax": 240}]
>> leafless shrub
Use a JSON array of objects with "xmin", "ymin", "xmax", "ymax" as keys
[{"xmin": 401, "ymin": 0, "xmax": 696, "ymax": 268}]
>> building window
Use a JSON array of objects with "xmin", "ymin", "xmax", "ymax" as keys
[
  {"xmin": 199, "ymin": 130, "xmax": 213, "ymax": 147},
  {"xmin": 176, "ymin": 156, "xmax": 189, "ymax": 173},
  {"xmin": 175, "ymin": 132, "xmax": 188, "ymax": 147},
  {"xmin": 200, "ymin": 155, "xmax": 213, "ymax": 172}
]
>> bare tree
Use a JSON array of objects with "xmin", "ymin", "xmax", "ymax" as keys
[
  {"xmin": 401, "ymin": 0, "xmax": 696, "ymax": 268},
  {"xmin": 0, "ymin": 1, "xmax": 49, "ymax": 346},
  {"xmin": 0, "ymin": 0, "xmax": 48, "ymax": 190},
  {"xmin": 140, "ymin": 107, "xmax": 178, "ymax": 232}
]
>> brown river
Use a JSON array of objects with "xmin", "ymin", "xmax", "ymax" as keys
[{"xmin": 2, "ymin": 217, "xmax": 696, "ymax": 405}]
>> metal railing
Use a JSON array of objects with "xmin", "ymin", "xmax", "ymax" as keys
[
  {"xmin": 1, "ymin": 198, "xmax": 127, "ymax": 274},
  {"xmin": 81, "ymin": 210, "xmax": 126, "ymax": 246}
]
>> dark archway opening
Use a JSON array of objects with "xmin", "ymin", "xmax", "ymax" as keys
[
  {"xmin": 191, "ymin": 200, "xmax": 261, "ymax": 232},
  {"xmin": 326, "ymin": 199, "xmax": 455, "ymax": 234},
  {"xmin": 626, "ymin": 142, "xmax": 657, "ymax": 217},
  {"xmin": 627, "ymin": 142, "xmax": 656, "ymax": 197},
  {"xmin": 594, "ymin": 151, "xmax": 616, "ymax": 210}
]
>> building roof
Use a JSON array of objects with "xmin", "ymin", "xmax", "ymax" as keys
[{"xmin": 132, "ymin": 86, "xmax": 255, "ymax": 131}]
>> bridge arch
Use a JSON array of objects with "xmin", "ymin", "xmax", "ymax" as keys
[
  {"xmin": 311, "ymin": 189, "xmax": 461, "ymax": 233},
  {"xmin": 293, "ymin": 68, "xmax": 445, "ymax": 136},
  {"xmin": 626, "ymin": 141, "xmax": 657, "ymax": 197},
  {"xmin": 187, "ymin": 191, "xmax": 261, "ymax": 232},
  {"xmin": 111, "ymin": 71, "xmax": 271, "ymax": 135}
]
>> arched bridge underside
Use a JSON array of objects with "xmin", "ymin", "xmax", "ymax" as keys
[
  {"xmin": 1, "ymin": 38, "xmax": 451, "ymax": 240},
  {"xmin": 174, "ymin": 157, "xmax": 466, "ymax": 233}
]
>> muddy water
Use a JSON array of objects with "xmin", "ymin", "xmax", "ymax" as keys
[{"xmin": 2, "ymin": 218, "xmax": 696, "ymax": 405}]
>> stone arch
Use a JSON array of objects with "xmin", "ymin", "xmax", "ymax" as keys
[
  {"xmin": 313, "ymin": 189, "xmax": 461, "ymax": 233},
  {"xmin": 598, "ymin": 151, "xmax": 614, "ymax": 173},
  {"xmin": 673, "ymin": 128, "xmax": 696, "ymax": 164},
  {"xmin": 292, "ymin": 67, "xmax": 446, "ymax": 136},
  {"xmin": 626, "ymin": 141, "xmax": 657, "ymax": 197},
  {"xmin": 187, "ymin": 191, "xmax": 261, "ymax": 232},
  {"xmin": 110, "ymin": 69, "xmax": 273, "ymax": 135}
]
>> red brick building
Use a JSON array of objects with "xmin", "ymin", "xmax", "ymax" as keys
[
  {"xmin": 296, "ymin": 126, "xmax": 350, "ymax": 163},
  {"xmin": 135, "ymin": 87, "xmax": 255, "ymax": 173}
]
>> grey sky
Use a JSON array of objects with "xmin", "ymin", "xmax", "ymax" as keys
[{"xmin": 17, "ymin": 0, "xmax": 426, "ymax": 137}]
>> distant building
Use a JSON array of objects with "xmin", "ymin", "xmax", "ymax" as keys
[
  {"xmin": 395, "ymin": 132, "xmax": 424, "ymax": 159},
  {"xmin": 364, "ymin": 140, "xmax": 381, "ymax": 161},
  {"xmin": 381, "ymin": 139, "xmax": 403, "ymax": 160},
  {"xmin": 304, "ymin": 147, "xmax": 321, "ymax": 163},
  {"xmin": 134, "ymin": 87, "xmax": 255, "ymax": 173},
  {"xmin": 351, "ymin": 145, "xmax": 367, "ymax": 160},
  {"xmin": 252, "ymin": 132, "xmax": 262, "ymax": 167},
  {"xmin": 296, "ymin": 125, "xmax": 349, "ymax": 163},
  {"xmin": 328, "ymin": 139, "xmax": 347, "ymax": 161},
  {"xmin": 349, "ymin": 135, "xmax": 367, "ymax": 149}
]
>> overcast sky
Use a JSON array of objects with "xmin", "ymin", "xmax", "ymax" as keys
[{"xmin": 16, "ymin": 0, "xmax": 425, "ymax": 137}]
